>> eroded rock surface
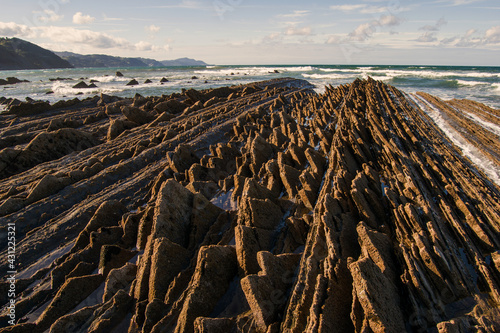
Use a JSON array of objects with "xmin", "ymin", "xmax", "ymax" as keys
[{"xmin": 1, "ymin": 77, "xmax": 499, "ymax": 332}]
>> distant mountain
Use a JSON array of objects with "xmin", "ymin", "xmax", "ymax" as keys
[
  {"xmin": 0, "ymin": 37, "xmax": 73, "ymax": 70},
  {"xmin": 57, "ymin": 52, "xmax": 208, "ymax": 68},
  {"xmin": 55, "ymin": 52, "xmax": 164, "ymax": 68},
  {"xmin": 160, "ymin": 57, "xmax": 208, "ymax": 66}
]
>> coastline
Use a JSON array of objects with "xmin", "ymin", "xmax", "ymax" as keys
[{"xmin": 1, "ymin": 64, "xmax": 500, "ymax": 110}]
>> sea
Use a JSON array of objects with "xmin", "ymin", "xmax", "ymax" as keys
[{"xmin": 1, "ymin": 65, "xmax": 500, "ymax": 112}]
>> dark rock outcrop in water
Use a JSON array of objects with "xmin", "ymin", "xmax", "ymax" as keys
[
  {"xmin": 0, "ymin": 78, "xmax": 499, "ymax": 332},
  {"xmin": 0, "ymin": 77, "xmax": 30, "ymax": 86},
  {"xmin": 0, "ymin": 37, "xmax": 73, "ymax": 70}
]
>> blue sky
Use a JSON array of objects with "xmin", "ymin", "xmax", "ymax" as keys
[{"xmin": 0, "ymin": 0, "xmax": 499, "ymax": 65}]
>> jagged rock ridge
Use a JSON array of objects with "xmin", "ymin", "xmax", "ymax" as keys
[{"xmin": 0, "ymin": 77, "xmax": 499, "ymax": 332}]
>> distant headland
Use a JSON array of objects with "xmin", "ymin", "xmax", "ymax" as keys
[{"xmin": 0, "ymin": 37, "xmax": 207, "ymax": 70}]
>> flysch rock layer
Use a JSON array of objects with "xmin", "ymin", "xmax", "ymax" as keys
[{"xmin": 0, "ymin": 77, "xmax": 499, "ymax": 332}]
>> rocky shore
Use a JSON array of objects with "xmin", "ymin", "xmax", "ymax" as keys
[{"xmin": 0, "ymin": 77, "xmax": 499, "ymax": 332}]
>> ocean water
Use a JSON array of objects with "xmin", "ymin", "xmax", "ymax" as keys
[{"xmin": 1, "ymin": 65, "xmax": 500, "ymax": 111}]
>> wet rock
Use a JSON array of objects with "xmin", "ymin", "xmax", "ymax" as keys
[
  {"xmin": 126, "ymin": 79, "xmax": 139, "ymax": 86},
  {"xmin": 0, "ymin": 77, "xmax": 29, "ymax": 85},
  {"xmin": 73, "ymin": 81, "xmax": 90, "ymax": 89},
  {"xmin": 7, "ymin": 101, "xmax": 51, "ymax": 116},
  {"xmin": 116, "ymin": 71, "xmax": 124, "ymax": 77}
]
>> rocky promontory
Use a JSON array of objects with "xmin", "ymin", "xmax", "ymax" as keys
[
  {"xmin": 0, "ymin": 37, "xmax": 72, "ymax": 71},
  {"xmin": 0, "ymin": 77, "xmax": 499, "ymax": 332}
]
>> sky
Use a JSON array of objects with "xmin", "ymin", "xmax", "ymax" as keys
[{"xmin": 0, "ymin": 0, "xmax": 499, "ymax": 66}]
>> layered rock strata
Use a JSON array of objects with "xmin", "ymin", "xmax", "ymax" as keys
[{"xmin": 0, "ymin": 77, "xmax": 499, "ymax": 332}]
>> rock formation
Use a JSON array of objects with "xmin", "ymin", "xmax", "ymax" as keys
[{"xmin": 0, "ymin": 77, "xmax": 499, "ymax": 332}]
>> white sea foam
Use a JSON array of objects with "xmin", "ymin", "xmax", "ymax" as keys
[
  {"xmin": 88, "ymin": 75, "xmax": 119, "ymax": 83},
  {"xmin": 195, "ymin": 66, "xmax": 314, "ymax": 77},
  {"xmin": 302, "ymin": 73, "xmax": 346, "ymax": 80},
  {"xmin": 409, "ymin": 94, "xmax": 500, "ymax": 186},
  {"xmin": 462, "ymin": 111, "xmax": 500, "ymax": 137},
  {"xmin": 456, "ymin": 80, "xmax": 488, "ymax": 87},
  {"xmin": 321, "ymin": 68, "xmax": 498, "ymax": 81}
]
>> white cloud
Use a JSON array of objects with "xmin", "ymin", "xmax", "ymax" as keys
[
  {"xmin": 348, "ymin": 15, "xmax": 402, "ymax": 41},
  {"xmin": 285, "ymin": 26, "xmax": 313, "ymax": 36},
  {"xmin": 39, "ymin": 26, "xmax": 128, "ymax": 48},
  {"xmin": 102, "ymin": 14, "xmax": 124, "ymax": 22},
  {"xmin": 178, "ymin": 0, "xmax": 204, "ymax": 9},
  {"xmin": 330, "ymin": 4, "xmax": 410, "ymax": 14},
  {"xmin": 379, "ymin": 15, "xmax": 402, "ymax": 27},
  {"xmin": 0, "ymin": 20, "xmax": 168, "ymax": 53},
  {"xmin": 136, "ymin": 41, "xmax": 159, "ymax": 51},
  {"xmin": 0, "ymin": 22, "xmax": 33, "ymax": 37},
  {"xmin": 417, "ymin": 32, "xmax": 438, "ymax": 43},
  {"xmin": 419, "ymin": 17, "xmax": 447, "ymax": 31},
  {"xmin": 263, "ymin": 32, "xmax": 282, "ymax": 43},
  {"xmin": 34, "ymin": 10, "xmax": 63, "ymax": 23},
  {"xmin": 145, "ymin": 24, "xmax": 160, "ymax": 33},
  {"xmin": 417, "ymin": 17, "xmax": 447, "ymax": 43},
  {"xmin": 437, "ymin": 0, "xmax": 484, "ymax": 5},
  {"xmin": 349, "ymin": 22, "xmax": 377, "ymax": 41},
  {"xmin": 440, "ymin": 36, "xmax": 457, "ymax": 45},
  {"xmin": 465, "ymin": 28, "xmax": 477, "ymax": 37},
  {"xmin": 360, "ymin": 6, "xmax": 392, "ymax": 14},
  {"xmin": 485, "ymin": 26, "xmax": 500, "ymax": 43},
  {"xmin": 326, "ymin": 35, "xmax": 342, "ymax": 44},
  {"xmin": 278, "ymin": 10, "xmax": 310, "ymax": 18},
  {"xmin": 330, "ymin": 5, "xmax": 366, "ymax": 12},
  {"xmin": 73, "ymin": 12, "xmax": 96, "ymax": 25},
  {"xmin": 439, "ymin": 26, "xmax": 500, "ymax": 47},
  {"xmin": 134, "ymin": 41, "xmax": 171, "ymax": 53}
]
